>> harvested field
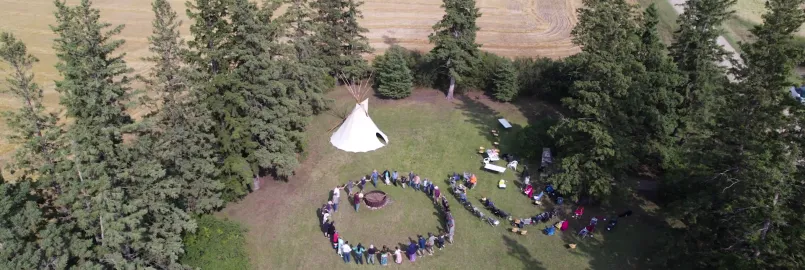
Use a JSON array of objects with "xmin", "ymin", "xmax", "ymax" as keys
[
  {"xmin": 363, "ymin": 0, "xmax": 582, "ymax": 58},
  {"xmin": 0, "ymin": 0, "xmax": 584, "ymax": 163}
]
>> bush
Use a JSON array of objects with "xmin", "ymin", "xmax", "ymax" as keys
[
  {"xmin": 373, "ymin": 46, "xmax": 413, "ymax": 99},
  {"xmin": 182, "ymin": 215, "xmax": 250, "ymax": 270},
  {"xmin": 491, "ymin": 59, "xmax": 518, "ymax": 102}
]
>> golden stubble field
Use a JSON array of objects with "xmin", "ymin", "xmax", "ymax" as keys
[{"xmin": 0, "ymin": 0, "xmax": 583, "ymax": 163}]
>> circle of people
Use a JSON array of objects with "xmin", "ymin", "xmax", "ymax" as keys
[{"xmin": 319, "ymin": 169, "xmax": 456, "ymax": 265}]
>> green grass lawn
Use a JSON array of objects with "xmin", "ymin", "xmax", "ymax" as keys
[{"xmin": 220, "ymin": 89, "xmax": 664, "ymax": 269}]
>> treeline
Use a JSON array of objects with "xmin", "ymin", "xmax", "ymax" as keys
[
  {"xmin": 0, "ymin": 0, "xmax": 372, "ymax": 268},
  {"xmin": 544, "ymin": 0, "xmax": 805, "ymax": 268}
]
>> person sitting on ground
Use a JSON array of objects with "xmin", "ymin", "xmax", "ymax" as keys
[
  {"xmin": 459, "ymin": 190, "xmax": 468, "ymax": 204},
  {"xmin": 468, "ymin": 174, "xmax": 478, "ymax": 189},
  {"xmin": 523, "ymin": 175, "xmax": 530, "ymax": 186},
  {"xmin": 574, "ymin": 206, "xmax": 585, "ymax": 219},
  {"xmin": 524, "ymin": 184, "xmax": 534, "ymax": 198},
  {"xmin": 590, "ymin": 216, "xmax": 599, "ymax": 226},
  {"xmin": 534, "ymin": 190, "xmax": 544, "ymax": 201},
  {"xmin": 482, "ymin": 197, "xmax": 494, "ymax": 208}
]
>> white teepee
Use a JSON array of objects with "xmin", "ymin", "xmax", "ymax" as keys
[{"xmin": 330, "ymin": 75, "xmax": 389, "ymax": 152}]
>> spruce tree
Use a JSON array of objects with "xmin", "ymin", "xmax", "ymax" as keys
[
  {"xmin": 547, "ymin": 0, "xmax": 639, "ymax": 200},
  {"xmin": 669, "ymin": 0, "xmax": 735, "ymax": 143},
  {"xmin": 51, "ymin": 1, "xmax": 191, "ymax": 267},
  {"xmin": 279, "ymin": 0, "xmax": 331, "ymax": 114},
  {"xmin": 312, "ymin": 0, "xmax": 372, "ymax": 80},
  {"xmin": 0, "ymin": 33, "xmax": 70, "ymax": 270},
  {"xmin": 491, "ymin": 59, "xmax": 518, "ymax": 102},
  {"xmin": 664, "ymin": 0, "xmax": 805, "ymax": 267},
  {"xmin": 144, "ymin": 0, "xmax": 223, "ymax": 214},
  {"xmin": 373, "ymin": 45, "xmax": 413, "ymax": 99},
  {"xmin": 623, "ymin": 4, "xmax": 684, "ymax": 167},
  {"xmin": 428, "ymin": 0, "xmax": 481, "ymax": 100}
]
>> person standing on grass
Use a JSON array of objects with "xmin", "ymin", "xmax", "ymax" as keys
[
  {"xmin": 448, "ymin": 216, "xmax": 455, "ymax": 244},
  {"xmin": 371, "ymin": 169, "xmax": 379, "ymax": 186},
  {"xmin": 417, "ymin": 235, "xmax": 426, "ymax": 256},
  {"xmin": 407, "ymin": 240, "xmax": 418, "ymax": 262},
  {"xmin": 380, "ymin": 246, "xmax": 389, "ymax": 265},
  {"xmin": 341, "ymin": 241, "xmax": 352, "ymax": 263},
  {"xmin": 392, "ymin": 170, "xmax": 399, "ymax": 186},
  {"xmin": 422, "ymin": 178, "xmax": 430, "ymax": 194},
  {"xmin": 346, "ymin": 181, "xmax": 354, "ymax": 196},
  {"xmin": 337, "ymin": 236, "xmax": 345, "ymax": 256},
  {"xmin": 359, "ymin": 177, "xmax": 367, "ymax": 191},
  {"xmin": 327, "ymin": 221, "xmax": 336, "ymax": 239},
  {"xmin": 433, "ymin": 186, "xmax": 441, "ymax": 204},
  {"xmin": 436, "ymin": 232, "xmax": 446, "ymax": 250},
  {"xmin": 367, "ymin": 244, "xmax": 377, "ymax": 264},
  {"xmin": 413, "ymin": 175, "xmax": 421, "ymax": 191},
  {"xmin": 332, "ymin": 187, "xmax": 341, "ymax": 212},
  {"xmin": 394, "ymin": 246, "xmax": 403, "ymax": 264},
  {"xmin": 354, "ymin": 243, "xmax": 366, "ymax": 264},
  {"xmin": 426, "ymin": 232, "xmax": 436, "ymax": 255},
  {"xmin": 354, "ymin": 192, "xmax": 362, "ymax": 212},
  {"xmin": 409, "ymin": 171, "xmax": 415, "ymax": 183},
  {"xmin": 383, "ymin": 169, "xmax": 390, "ymax": 186},
  {"xmin": 332, "ymin": 230, "xmax": 339, "ymax": 249}
]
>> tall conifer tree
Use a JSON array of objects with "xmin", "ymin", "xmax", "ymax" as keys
[
  {"xmin": 0, "ymin": 32, "xmax": 70, "ymax": 270},
  {"xmin": 312, "ymin": 0, "xmax": 372, "ymax": 79},
  {"xmin": 428, "ymin": 0, "xmax": 481, "ymax": 100},
  {"xmin": 144, "ymin": 0, "xmax": 223, "ymax": 214},
  {"xmin": 51, "ymin": 1, "xmax": 191, "ymax": 267}
]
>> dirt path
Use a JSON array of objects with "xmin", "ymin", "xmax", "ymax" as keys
[{"xmin": 666, "ymin": 0, "xmax": 743, "ymax": 70}]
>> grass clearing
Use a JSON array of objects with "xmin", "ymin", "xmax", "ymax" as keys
[{"xmin": 219, "ymin": 88, "xmax": 665, "ymax": 269}]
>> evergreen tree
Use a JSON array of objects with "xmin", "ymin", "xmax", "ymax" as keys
[
  {"xmin": 668, "ymin": 0, "xmax": 735, "ymax": 143},
  {"xmin": 186, "ymin": 0, "xmax": 251, "ymax": 200},
  {"xmin": 312, "ymin": 0, "xmax": 372, "ymax": 80},
  {"xmin": 373, "ymin": 45, "xmax": 413, "ymax": 99},
  {"xmin": 0, "ymin": 32, "xmax": 70, "ymax": 270},
  {"xmin": 51, "ymin": 1, "xmax": 192, "ymax": 267},
  {"xmin": 622, "ymin": 4, "xmax": 684, "ymax": 167},
  {"xmin": 144, "ymin": 0, "xmax": 223, "ymax": 214},
  {"xmin": 428, "ymin": 0, "xmax": 481, "ymax": 100},
  {"xmin": 278, "ymin": 0, "xmax": 331, "ymax": 114},
  {"xmin": 491, "ymin": 59, "xmax": 518, "ymax": 102},
  {"xmin": 664, "ymin": 0, "xmax": 805, "ymax": 267},
  {"xmin": 548, "ymin": 0, "xmax": 639, "ymax": 200}
]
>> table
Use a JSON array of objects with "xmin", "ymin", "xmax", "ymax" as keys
[
  {"xmin": 484, "ymin": 163, "xmax": 506, "ymax": 173},
  {"xmin": 498, "ymin": 118, "xmax": 512, "ymax": 129},
  {"xmin": 486, "ymin": 149, "xmax": 500, "ymax": 161}
]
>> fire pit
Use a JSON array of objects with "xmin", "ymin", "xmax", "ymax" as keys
[{"xmin": 363, "ymin": 190, "xmax": 389, "ymax": 209}]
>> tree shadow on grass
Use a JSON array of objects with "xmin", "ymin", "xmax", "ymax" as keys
[
  {"xmin": 502, "ymin": 235, "xmax": 547, "ymax": 270},
  {"xmin": 556, "ymin": 192, "xmax": 669, "ymax": 270}
]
